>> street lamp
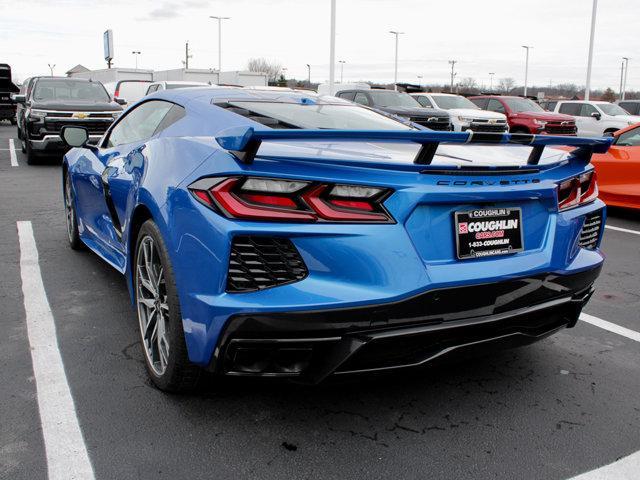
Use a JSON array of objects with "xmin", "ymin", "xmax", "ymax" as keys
[
  {"xmin": 417, "ymin": 74, "xmax": 423, "ymax": 87},
  {"xmin": 132, "ymin": 51, "xmax": 141, "ymax": 69},
  {"xmin": 622, "ymin": 57, "xmax": 630, "ymax": 100},
  {"xmin": 210, "ymin": 15, "xmax": 230, "ymax": 71},
  {"xmin": 489, "ymin": 72, "xmax": 495, "ymax": 91},
  {"xmin": 306, "ymin": 64, "xmax": 311, "ymax": 85},
  {"xmin": 338, "ymin": 60, "xmax": 346, "ymax": 83},
  {"xmin": 47, "ymin": 63, "xmax": 55, "ymax": 77},
  {"xmin": 389, "ymin": 30, "xmax": 404, "ymax": 90},
  {"xmin": 448, "ymin": 60, "xmax": 457, "ymax": 92},
  {"xmin": 584, "ymin": 0, "xmax": 598, "ymax": 101},
  {"xmin": 522, "ymin": 46, "xmax": 533, "ymax": 97},
  {"xmin": 328, "ymin": 0, "xmax": 336, "ymax": 94}
]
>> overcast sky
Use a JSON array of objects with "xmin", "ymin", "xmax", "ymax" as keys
[{"xmin": 1, "ymin": 0, "xmax": 638, "ymax": 92}]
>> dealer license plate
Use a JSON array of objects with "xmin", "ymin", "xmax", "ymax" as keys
[{"xmin": 454, "ymin": 208, "xmax": 524, "ymax": 260}]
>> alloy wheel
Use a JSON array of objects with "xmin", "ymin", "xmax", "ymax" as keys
[
  {"xmin": 136, "ymin": 236, "xmax": 170, "ymax": 376},
  {"xmin": 64, "ymin": 175, "xmax": 75, "ymax": 243}
]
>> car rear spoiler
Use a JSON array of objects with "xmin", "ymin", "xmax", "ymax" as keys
[{"xmin": 215, "ymin": 126, "xmax": 614, "ymax": 166}]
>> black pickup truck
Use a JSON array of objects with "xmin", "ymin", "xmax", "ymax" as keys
[
  {"xmin": 13, "ymin": 77, "xmax": 123, "ymax": 164},
  {"xmin": 334, "ymin": 89, "xmax": 452, "ymax": 131},
  {"xmin": 0, "ymin": 64, "xmax": 19, "ymax": 124}
]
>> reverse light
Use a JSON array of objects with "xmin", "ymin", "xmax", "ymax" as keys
[
  {"xmin": 557, "ymin": 171, "xmax": 598, "ymax": 211},
  {"xmin": 189, "ymin": 176, "xmax": 394, "ymax": 223}
]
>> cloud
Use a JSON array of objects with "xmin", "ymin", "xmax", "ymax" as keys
[{"xmin": 140, "ymin": 0, "xmax": 208, "ymax": 20}]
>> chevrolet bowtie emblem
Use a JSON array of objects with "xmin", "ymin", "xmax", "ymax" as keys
[{"xmin": 72, "ymin": 112, "xmax": 88, "ymax": 119}]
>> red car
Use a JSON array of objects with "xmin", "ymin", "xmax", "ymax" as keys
[{"xmin": 470, "ymin": 96, "xmax": 577, "ymax": 135}]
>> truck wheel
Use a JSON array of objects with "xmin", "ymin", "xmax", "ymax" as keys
[
  {"xmin": 21, "ymin": 137, "xmax": 26, "ymax": 153},
  {"xmin": 25, "ymin": 139, "xmax": 39, "ymax": 165},
  {"xmin": 10, "ymin": 118, "xmax": 16, "ymax": 126}
]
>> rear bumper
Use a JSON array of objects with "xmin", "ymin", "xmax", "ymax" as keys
[{"xmin": 212, "ymin": 266, "xmax": 600, "ymax": 383}]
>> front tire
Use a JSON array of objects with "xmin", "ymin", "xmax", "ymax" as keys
[
  {"xmin": 64, "ymin": 173, "xmax": 83, "ymax": 250},
  {"xmin": 134, "ymin": 220, "xmax": 201, "ymax": 392},
  {"xmin": 25, "ymin": 137, "xmax": 39, "ymax": 165}
]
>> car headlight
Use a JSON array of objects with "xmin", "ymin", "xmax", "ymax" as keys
[
  {"xmin": 457, "ymin": 116, "xmax": 474, "ymax": 123},
  {"xmin": 28, "ymin": 109, "xmax": 47, "ymax": 121},
  {"xmin": 533, "ymin": 119, "xmax": 547, "ymax": 127}
]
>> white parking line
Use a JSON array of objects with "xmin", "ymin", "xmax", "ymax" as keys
[
  {"xmin": 580, "ymin": 312, "xmax": 640, "ymax": 343},
  {"xmin": 9, "ymin": 139, "xmax": 18, "ymax": 167},
  {"xmin": 569, "ymin": 450, "xmax": 640, "ymax": 479},
  {"xmin": 17, "ymin": 221, "xmax": 95, "ymax": 480},
  {"xmin": 605, "ymin": 225, "xmax": 640, "ymax": 236}
]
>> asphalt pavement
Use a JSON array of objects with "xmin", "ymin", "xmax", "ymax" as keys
[{"xmin": 0, "ymin": 124, "xmax": 638, "ymax": 480}]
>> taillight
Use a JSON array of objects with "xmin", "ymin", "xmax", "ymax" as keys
[
  {"xmin": 114, "ymin": 89, "xmax": 120, "ymax": 98},
  {"xmin": 189, "ymin": 176, "xmax": 394, "ymax": 223},
  {"xmin": 557, "ymin": 170, "xmax": 598, "ymax": 211}
]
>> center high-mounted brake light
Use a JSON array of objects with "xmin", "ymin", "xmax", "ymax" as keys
[
  {"xmin": 188, "ymin": 176, "xmax": 394, "ymax": 223},
  {"xmin": 557, "ymin": 170, "xmax": 598, "ymax": 211}
]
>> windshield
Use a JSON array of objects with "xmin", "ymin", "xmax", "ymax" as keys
[
  {"xmin": 431, "ymin": 95, "xmax": 479, "ymax": 110},
  {"xmin": 598, "ymin": 103, "xmax": 629, "ymax": 116},
  {"xmin": 33, "ymin": 79, "xmax": 110, "ymax": 102},
  {"xmin": 228, "ymin": 101, "xmax": 413, "ymax": 130},
  {"xmin": 502, "ymin": 97, "xmax": 544, "ymax": 113},
  {"xmin": 367, "ymin": 91, "xmax": 421, "ymax": 108}
]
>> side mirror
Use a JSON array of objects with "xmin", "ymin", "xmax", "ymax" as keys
[
  {"xmin": 61, "ymin": 126, "xmax": 89, "ymax": 147},
  {"xmin": 591, "ymin": 111, "xmax": 601, "ymax": 120},
  {"xmin": 11, "ymin": 94, "xmax": 26, "ymax": 104},
  {"xmin": 114, "ymin": 97, "xmax": 126, "ymax": 106}
]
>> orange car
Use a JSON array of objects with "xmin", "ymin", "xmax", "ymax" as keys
[{"xmin": 589, "ymin": 124, "xmax": 640, "ymax": 210}]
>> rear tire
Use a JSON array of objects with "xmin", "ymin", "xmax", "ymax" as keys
[
  {"xmin": 134, "ymin": 220, "xmax": 201, "ymax": 393},
  {"xmin": 64, "ymin": 173, "xmax": 83, "ymax": 250}
]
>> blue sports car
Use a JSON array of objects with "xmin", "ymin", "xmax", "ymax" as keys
[{"xmin": 60, "ymin": 88, "xmax": 610, "ymax": 392}]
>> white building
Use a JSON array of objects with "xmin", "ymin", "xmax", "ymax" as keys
[{"xmin": 68, "ymin": 67, "xmax": 267, "ymax": 87}]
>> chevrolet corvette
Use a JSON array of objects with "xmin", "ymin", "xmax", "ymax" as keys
[{"xmin": 60, "ymin": 88, "xmax": 611, "ymax": 391}]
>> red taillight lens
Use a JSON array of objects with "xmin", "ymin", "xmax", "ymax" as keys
[
  {"xmin": 557, "ymin": 170, "xmax": 598, "ymax": 211},
  {"xmin": 189, "ymin": 176, "xmax": 394, "ymax": 223}
]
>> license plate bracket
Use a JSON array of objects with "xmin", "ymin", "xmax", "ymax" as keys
[{"xmin": 454, "ymin": 208, "xmax": 524, "ymax": 260}]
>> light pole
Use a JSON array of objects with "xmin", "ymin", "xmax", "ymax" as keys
[
  {"xmin": 210, "ymin": 15, "xmax": 230, "ymax": 71},
  {"xmin": 489, "ymin": 72, "xmax": 495, "ymax": 91},
  {"xmin": 584, "ymin": 0, "xmax": 598, "ymax": 101},
  {"xmin": 622, "ymin": 57, "xmax": 630, "ymax": 100},
  {"xmin": 448, "ymin": 60, "xmax": 457, "ymax": 92},
  {"xmin": 132, "ymin": 51, "xmax": 141, "ymax": 69},
  {"xmin": 338, "ymin": 60, "xmax": 346, "ymax": 83},
  {"xmin": 522, "ymin": 46, "xmax": 533, "ymax": 97},
  {"xmin": 281, "ymin": 67, "xmax": 287, "ymax": 81},
  {"xmin": 306, "ymin": 64, "xmax": 311, "ymax": 85},
  {"xmin": 328, "ymin": 0, "xmax": 336, "ymax": 95},
  {"xmin": 417, "ymin": 75, "xmax": 423, "ymax": 87},
  {"xmin": 619, "ymin": 58, "xmax": 626, "ymax": 99},
  {"xmin": 47, "ymin": 63, "xmax": 55, "ymax": 76},
  {"xmin": 389, "ymin": 30, "xmax": 404, "ymax": 90}
]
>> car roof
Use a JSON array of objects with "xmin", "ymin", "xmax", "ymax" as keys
[{"xmin": 153, "ymin": 81, "xmax": 210, "ymax": 85}]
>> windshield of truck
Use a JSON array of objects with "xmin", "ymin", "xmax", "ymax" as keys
[
  {"xmin": 598, "ymin": 103, "xmax": 630, "ymax": 116},
  {"xmin": 33, "ymin": 79, "xmax": 110, "ymax": 102},
  {"xmin": 367, "ymin": 91, "xmax": 422, "ymax": 108},
  {"xmin": 431, "ymin": 95, "xmax": 479, "ymax": 110},
  {"xmin": 502, "ymin": 97, "xmax": 544, "ymax": 113}
]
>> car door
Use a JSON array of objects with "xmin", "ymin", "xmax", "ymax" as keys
[
  {"xmin": 558, "ymin": 103, "xmax": 589, "ymax": 135},
  {"xmin": 74, "ymin": 100, "xmax": 177, "ymax": 262},
  {"xmin": 594, "ymin": 126, "xmax": 640, "ymax": 202}
]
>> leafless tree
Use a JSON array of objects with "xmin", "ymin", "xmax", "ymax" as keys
[
  {"xmin": 498, "ymin": 77, "xmax": 516, "ymax": 94},
  {"xmin": 246, "ymin": 58, "xmax": 282, "ymax": 82},
  {"xmin": 459, "ymin": 77, "xmax": 479, "ymax": 93}
]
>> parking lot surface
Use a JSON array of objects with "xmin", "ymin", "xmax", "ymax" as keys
[{"xmin": 0, "ymin": 124, "xmax": 638, "ymax": 480}]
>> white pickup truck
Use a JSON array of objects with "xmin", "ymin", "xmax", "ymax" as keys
[
  {"xmin": 553, "ymin": 100, "xmax": 640, "ymax": 136},
  {"xmin": 411, "ymin": 93, "xmax": 508, "ymax": 133}
]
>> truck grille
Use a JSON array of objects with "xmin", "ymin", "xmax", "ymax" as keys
[
  {"xmin": 545, "ymin": 122, "xmax": 577, "ymax": 135},
  {"xmin": 226, "ymin": 236, "xmax": 308, "ymax": 292},
  {"xmin": 578, "ymin": 210, "xmax": 603, "ymax": 250},
  {"xmin": 468, "ymin": 122, "xmax": 508, "ymax": 132},
  {"xmin": 410, "ymin": 117, "xmax": 451, "ymax": 130},
  {"xmin": 44, "ymin": 119, "xmax": 113, "ymax": 134}
]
